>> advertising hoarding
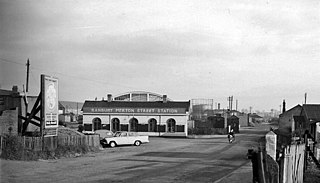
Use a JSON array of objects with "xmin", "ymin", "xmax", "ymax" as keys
[{"xmin": 41, "ymin": 75, "xmax": 58, "ymax": 136}]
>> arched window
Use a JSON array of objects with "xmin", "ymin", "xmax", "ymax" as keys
[
  {"xmin": 148, "ymin": 118, "xmax": 157, "ymax": 132},
  {"xmin": 129, "ymin": 118, "xmax": 138, "ymax": 132},
  {"xmin": 167, "ymin": 118, "xmax": 176, "ymax": 133},
  {"xmin": 92, "ymin": 117, "xmax": 102, "ymax": 131},
  {"xmin": 111, "ymin": 118, "xmax": 120, "ymax": 132}
]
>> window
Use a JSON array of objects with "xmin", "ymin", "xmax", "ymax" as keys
[
  {"xmin": 167, "ymin": 118, "xmax": 176, "ymax": 133},
  {"xmin": 84, "ymin": 124, "xmax": 92, "ymax": 131},
  {"xmin": 92, "ymin": 117, "xmax": 102, "ymax": 131},
  {"xmin": 111, "ymin": 118, "xmax": 120, "ymax": 132},
  {"xmin": 129, "ymin": 118, "xmax": 139, "ymax": 132},
  {"xmin": 148, "ymin": 118, "xmax": 157, "ymax": 132}
]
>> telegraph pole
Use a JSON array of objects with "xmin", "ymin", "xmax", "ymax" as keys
[
  {"xmin": 304, "ymin": 93, "xmax": 307, "ymax": 104},
  {"xmin": 22, "ymin": 59, "xmax": 30, "ymax": 135},
  {"xmin": 26, "ymin": 59, "xmax": 30, "ymax": 92}
]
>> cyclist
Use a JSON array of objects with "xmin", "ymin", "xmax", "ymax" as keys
[{"xmin": 228, "ymin": 129, "xmax": 235, "ymax": 143}]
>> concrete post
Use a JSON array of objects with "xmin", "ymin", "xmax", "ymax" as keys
[{"xmin": 266, "ymin": 131, "xmax": 277, "ymax": 161}]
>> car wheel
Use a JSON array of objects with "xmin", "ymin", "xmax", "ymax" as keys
[
  {"xmin": 134, "ymin": 141, "xmax": 141, "ymax": 146},
  {"xmin": 109, "ymin": 141, "xmax": 116, "ymax": 148}
]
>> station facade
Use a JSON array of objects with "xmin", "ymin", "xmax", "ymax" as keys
[{"xmin": 82, "ymin": 92, "xmax": 190, "ymax": 137}]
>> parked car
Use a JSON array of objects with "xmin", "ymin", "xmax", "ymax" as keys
[
  {"xmin": 94, "ymin": 130, "xmax": 114, "ymax": 140},
  {"xmin": 100, "ymin": 131, "xmax": 149, "ymax": 148}
]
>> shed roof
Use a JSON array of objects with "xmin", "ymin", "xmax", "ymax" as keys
[
  {"xmin": 59, "ymin": 101, "xmax": 84, "ymax": 109},
  {"xmin": 302, "ymin": 104, "xmax": 320, "ymax": 121}
]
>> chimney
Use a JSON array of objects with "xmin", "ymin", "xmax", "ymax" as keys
[
  {"xmin": 218, "ymin": 103, "xmax": 220, "ymax": 110},
  {"xmin": 12, "ymin": 85, "xmax": 18, "ymax": 93},
  {"xmin": 163, "ymin": 95, "xmax": 167, "ymax": 103},
  {"xmin": 107, "ymin": 94, "xmax": 112, "ymax": 102},
  {"xmin": 282, "ymin": 100, "xmax": 286, "ymax": 113}
]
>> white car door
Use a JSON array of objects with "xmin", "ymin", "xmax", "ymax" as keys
[{"xmin": 117, "ymin": 132, "xmax": 129, "ymax": 145}]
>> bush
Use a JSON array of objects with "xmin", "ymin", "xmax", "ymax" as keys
[{"xmin": 1, "ymin": 135, "xmax": 24, "ymax": 160}]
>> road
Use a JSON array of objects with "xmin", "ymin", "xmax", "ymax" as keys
[{"xmin": 1, "ymin": 124, "xmax": 270, "ymax": 183}]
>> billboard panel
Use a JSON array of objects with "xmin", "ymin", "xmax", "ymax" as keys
[{"xmin": 41, "ymin": 75, "xmax": 59, "ymax": 131}]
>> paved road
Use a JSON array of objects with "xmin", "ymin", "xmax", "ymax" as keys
[{"xmin": 1, "ymin": 124, "xmax": 270, "ymax": 183}]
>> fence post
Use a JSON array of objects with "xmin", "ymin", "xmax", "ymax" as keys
[
  {"xmin": 266, "ymin": 131, "xmax": 277, "ymax": 161},
  {"xmin": 258, "ymin": 150, "xmax": 266, "ymax": 183}
]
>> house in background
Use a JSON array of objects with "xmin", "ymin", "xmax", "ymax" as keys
[
  {"xmin": 249, "ymin": 113, "xmax": 264, "ymax": 124},
  {"xmin": 58, "ymin": 101, "xmax": 83, "ymax": 124},
  {"xmin": 278, "ymin": 104, "xmax": 302, "ymax": 134}
]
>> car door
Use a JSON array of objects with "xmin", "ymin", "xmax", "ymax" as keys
[{"xmin": 117, "ymin": 132, "xmax": 129, "ymax": 145}]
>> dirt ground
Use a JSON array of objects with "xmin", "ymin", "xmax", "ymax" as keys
[{"xmin": 304, "ymin": 158, "xmax": 320, "ymax": 183}]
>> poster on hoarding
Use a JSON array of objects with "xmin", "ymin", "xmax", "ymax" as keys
[{"xmin": 41, "ymin": 75, "xmax": 58, "ymax": 136}]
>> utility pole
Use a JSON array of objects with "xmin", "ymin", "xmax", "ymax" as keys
[
  {"xmin": 26, "ymin": 59, "xmax": 30, "ymax": 92},
  {"xmin": 23, "ymin": 59, "xmax": 30, "ymax": 135},
  {"xmin": 236, "ymin": 99, "xmax": 238, "ymax": 111},
  {"xmin": 230, "ymin": 96, "xmax": 233, "ymax": 111},
  {"xmin": 304, "ymin": 93, "xmax": 307, "ymax": 104}
]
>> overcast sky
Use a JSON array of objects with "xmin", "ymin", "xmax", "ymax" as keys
[{"xmin": 1, "ymin": 0, "xmax": 319, "ymax": 112}]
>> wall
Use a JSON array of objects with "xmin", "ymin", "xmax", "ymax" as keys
[
  {"xmin": 237, "ymin": 113, "xmax": 248, "ymax": 127},
  {"xmin": 0, "ymin": 108, "xmax": 18, "ymax": 135},
  {"xmin": 83, "ymin": 114, "xmax": 188, "ymax": 136},
  {"xmin": 279, "ymin": 106, "xmax": 302, "ymax": 134}
]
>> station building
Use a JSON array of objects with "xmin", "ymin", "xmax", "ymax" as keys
[{"xmin": 82, "ymin": 91, "xmax": 190, "ymax": 137}]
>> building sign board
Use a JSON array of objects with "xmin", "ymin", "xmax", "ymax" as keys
[
  {"xmin": 85, "ymin": 107, "xmax": 186, "ymax": 114},
  {"xmin": 41, "ymin": 75, "xmax": 59, "ymax": 132}
]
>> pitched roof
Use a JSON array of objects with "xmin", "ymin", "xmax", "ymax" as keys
[
  {"xmin": 284, "ymin": 104, "xmax": 302, "ymax": 113},
  {"xmin": 249, "ymin": 113, "xmax": 263, "ymax": 118},
  {"xmin": 302, "ymin": 104, "xmax": 320, "ymax": 121},
  {"xmin": 82, "ymin": 100, "xmax": 190, "ymax": 110},
  {"xmin": 59, "ymin": 101, "xmax": 84, "ymax": 109}
]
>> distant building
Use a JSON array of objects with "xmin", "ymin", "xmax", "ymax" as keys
[
  {"xmin": 59, "ymin": 101, "xmax": 83, "ymax": 115},
  {"xmin": 82, "ymin": 92, "xmax": 190, "ymax": 137},
  {"xmin": 249, "ymin": 113, "xmax": 264, "ymax": 123},
  {"xmin": 58, "ymin": 101, "xmax": 83, "ymax": 123}
]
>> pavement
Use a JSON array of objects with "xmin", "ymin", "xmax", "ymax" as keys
[{"xmin": 214, "ymin": 161, "xmax": 253, "ymax": 183}]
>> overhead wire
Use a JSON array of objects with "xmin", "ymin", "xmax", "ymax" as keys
[{"xmin": 1, "ymin": 57, "xmax": 140, "ymax": 91}]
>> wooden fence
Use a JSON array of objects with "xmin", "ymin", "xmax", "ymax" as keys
[
  {"xmin": 0, "ymin": 134, "xmax": 100, "ymax": 153},
  {"xmin": 251, "ymin": 132, "xmax": 305, "ymax": 183},
  {"xmin": 279, "ymin": 143, "xmax": 305, "ymax": 183}
]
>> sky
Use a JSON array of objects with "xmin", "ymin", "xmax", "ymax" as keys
[{"xmin": 0, "ymin": 0, "xmax": 319, "ymax": 112}]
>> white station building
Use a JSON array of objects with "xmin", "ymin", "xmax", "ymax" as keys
[{"xmin": 82, "ymin": 91, "xmax": 190, "ymax": 137}]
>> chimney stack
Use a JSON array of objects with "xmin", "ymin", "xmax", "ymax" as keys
[
  {"xmin": 163, "ymin": 95, "xmax": 167, "ymax": 103},
  {"xmin": 12, "ymin": 85, "xmax": 18, "ymax": 93},
  {"xmin": 282, "ymin": 99, "xmax": 286, "ymax": 113},
  {"xmin": 218, "ymin": 103, "xmax": 220, "ymax": 110},
  {"xmin": 107, "ymin": 94, "xmax": 112, "ymax": 102}
]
